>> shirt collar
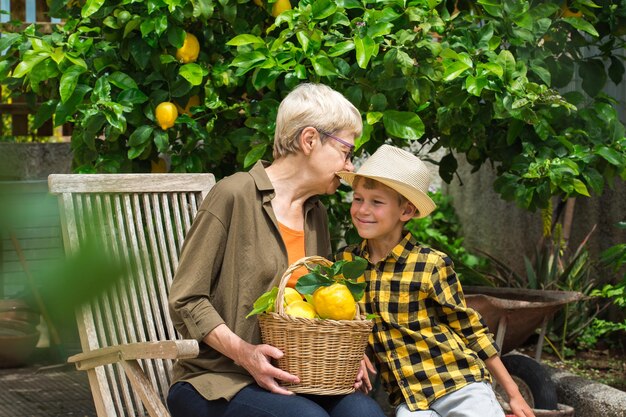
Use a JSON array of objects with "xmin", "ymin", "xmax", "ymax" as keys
[
  {"xmin": 359, "ymin": 231, "xmax": 417, "ymax": 264},
  {"xmin": 249, "ymin": 160, "xmax": 321, "ymax": 211}
]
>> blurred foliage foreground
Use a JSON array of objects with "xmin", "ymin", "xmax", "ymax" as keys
[{"xmin": 0, "ymin": 0, "xmax": 625, "ymax": 213}]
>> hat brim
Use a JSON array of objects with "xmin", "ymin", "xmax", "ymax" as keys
[{"xmin": 337, "ymin": 171, "xmax": 436, "ymax": 219}]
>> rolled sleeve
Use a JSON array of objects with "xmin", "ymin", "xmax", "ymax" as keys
[{"xmin": 179, "ymin": 300, "xmax": 225, "ymax": 341}]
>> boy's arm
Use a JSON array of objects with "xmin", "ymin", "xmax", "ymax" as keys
[{"xmin": 484, "ymin": 356, "xmax": 535, "ymax": 417}]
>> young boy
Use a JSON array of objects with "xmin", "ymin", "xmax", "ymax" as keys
[{"xmin": 336, "ymin": 145, "xmax": 535, "ymax": 417}]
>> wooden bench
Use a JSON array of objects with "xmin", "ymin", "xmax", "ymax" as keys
[{"xmin": 49, "ymin": 173, "xmax": 216, "ymax": 417}]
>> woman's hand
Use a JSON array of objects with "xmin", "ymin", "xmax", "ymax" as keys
[
  {"xmin": 203, "ymin": 324, "xmax": 299, "ymax": 395},
  {"xmin": 354, "ymin": 354, "xmax": 377, "ymax": 394},
  {"xmin": 236, "ymin": 342, "xmax": 300, "ymax": 395}
]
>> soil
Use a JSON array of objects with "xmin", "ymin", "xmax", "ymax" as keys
[{"xmin": 518, "ymin": 345, "xmax": 626, "ymax": 392}]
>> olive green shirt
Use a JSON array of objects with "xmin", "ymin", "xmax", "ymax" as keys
[{"xmin": 168, "ymin": 161, "xmax": 332, "ymax": 401}]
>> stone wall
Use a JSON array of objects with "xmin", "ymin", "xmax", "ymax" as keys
[
  {"xmin": 443, "ymin": 158, "xmax": 626, "ymax": 281},
  {"xmin": 0, "ymin": 142, "xmax": 73, "ymax": 181}
]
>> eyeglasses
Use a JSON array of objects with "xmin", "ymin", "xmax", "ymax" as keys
[{"xmin": 317, "ymin": 129, "xmax": 355, "ymax": 162}]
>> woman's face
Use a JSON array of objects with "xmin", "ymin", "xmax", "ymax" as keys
[{"xmin": 311, "ymin": 128, "xmax": 355, "ymax": 195}]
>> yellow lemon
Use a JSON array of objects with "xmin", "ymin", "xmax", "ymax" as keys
[
  {"xmin": 272, "ymin": 0, "xmax": 291, "ymax": 17},
  {"xmin": 176, "ymin": 32, "xmax": 200, "ymax": 63},
  {"xmin": 284, "ymin": 287, "xmax": 303, "ymax": 305},
  {"xmin": 176, "ymin": 95, "xmax": 201, "ymax": 116},
  {"xmin": 155, "ymin": 102, "xmax": 178, "ymax": 130},
  {"xmin": 312, "ymin": 283, "xmax": 356, "ymax": 321},
  {"xmin": 285, "ymin": 300, "xmax": 317, "ymax": 319},
  {"xmin": 560, "ymin": 1, "xmax": 582, "ymax": 17}
]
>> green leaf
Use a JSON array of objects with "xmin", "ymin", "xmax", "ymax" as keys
[
  {"xmin": 311, "ymin": 55, "xmax": 337, "ymax": 77},
  {"xmin": 231, "ymin": 51, "xmax": 268, "ymax": 75},
  {"xmin": 497, "ymin": 50, "xmax": 516, "ymax": 83},
  {"xmin": 243, "ymin": 144, "xmax": 267, "ymax": 168},
  {"xmin": 0, "ymin": 33, "xmax": 20, "ymax": 52},
  {"xmin": 366, "ymin": 112, "xmax": 383, "ymax": 125},
  {"xmin": 596, "ymin": 146, "xmax": 623, "ymax": 166},
  {"xmin": 383, "ymin": 110, "xmax": 425, "ymax": 139},
  {"xmin": 227, "ymin": 34, "xmax": 265, "ymax": 46},
  {"xmin": 81, "ymin": 0, "xmax": 105, "ymax": 18},
  {"xmin": 562, "ymin": 17, "xmax": 599, "ymax": 37},
  {"xmin": 109, "ymin": 71, "xmax": 138, "ymax": 90},
  {"xmin": 354, "ymin": 35, "xmax": 377, "ymax": 69},
  {"xmin": 12, "ymin": 52, "xmax": 49, "ymax": 78},
  {"xmin": 328, "ymin": 41, "xmax": 355, "ymax": 57},
  {"xmin": 295, "ymin": 272, "xmax": 334, "ymax": 295},
  {"xmin": 341, "ymin": 256, "xmax": 367, "ymax": 280},
  {"xmin": 128, "ymin": 125, "xmax": 154, "ymax": 147},
  {"xmin": 344, "ymin": 279, "xmax": 367, "ymax": 302},
  {"xmin": 246, "ymin": 287, "xmax": 278, "ymax": 318},
  {"xmin": 33, "ymin": 100, "xmax": 57, "ymax": 130},
  {"xmin": 180, "ymin": 63, "xmax": 206, "ymax": 86},
  {"xmin": 128, "ymin": 146, "xmax": 145, "ymax": 160},
  {"xmin": 55, "ymin": 84, "xmax": 91, "ymax": 126},
  {"xmin": 572, "ymin": 179, "xmax": 590, "ymax": 197},
  {"xmin": 311, "ymin": 0, "xmax": 337, "ymax": 19},
  {"xmin": 167, "ymin": 25, "xmax": 186, "ymax": 48},
  {"xmin": 117, "ymin": 88, "xmax": 148, "ymax": 105},
  {"xmin": 466, "ymin": 75, "xmax": 488, "ymax": 96},
  {"xmin": 443, "ymin": 61, "xmax": 471, "ymax": 81},
  {"xmin": 153, "ymin": 130, "xmax": 169, "ymax": 153},
  {"xmin": 60, "ymin": 66, "xmax": 86, "ymax": 104}
]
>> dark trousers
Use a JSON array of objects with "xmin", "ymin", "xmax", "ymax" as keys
[{"xmin": 167, "ymin": 382, "xmax": 386, "ymax": 417}]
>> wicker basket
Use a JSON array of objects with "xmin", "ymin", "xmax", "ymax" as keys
[{"xmin": 258, "ymin": 256, "xmax": 374, "ymax": 395}]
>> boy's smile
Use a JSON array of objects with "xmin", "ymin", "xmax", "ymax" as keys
[{"xmin": 350, "ymin": 181, "xmax": 414, "ymax": 243}]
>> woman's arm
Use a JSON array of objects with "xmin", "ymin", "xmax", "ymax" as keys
[
  {"xmin": 204, "ymin": 323, "xmax": 300, "ymax": 395},
  {"xmin": 484, "ymin": 355, "xmax": 535, "ymax": 417}
]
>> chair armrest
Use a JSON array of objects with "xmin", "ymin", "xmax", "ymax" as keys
[{"xmin": 68, "ymin": 339, "xmax": 199, "ymax": 371}]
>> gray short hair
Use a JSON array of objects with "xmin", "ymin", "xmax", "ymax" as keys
[{"xmin": 273, "ymin": 83, "xmax": 362, "ymax": 159}]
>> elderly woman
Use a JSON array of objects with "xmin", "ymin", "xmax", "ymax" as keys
[{"xmin": 168, "ymin": 83, "xmax": 385, "ymax": 417}]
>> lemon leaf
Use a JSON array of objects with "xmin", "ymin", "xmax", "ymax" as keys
[
  {"xmin": 365, "ymin": 313, "xmax": 380, "ymax": 320},
  {"xmin": 341, "ymin": 256, "xmax": 367, "ymax": 279},
  {"xmin": 295, "ymin": 272, "xmax": 333, "ymax": 295},
  {"xmin": 344, "ymin": 279, "xmax": 367, "ymax": 301},
  {"xmin": 246, "ymin": 287, "xmax": 278, "ymax": 318}
]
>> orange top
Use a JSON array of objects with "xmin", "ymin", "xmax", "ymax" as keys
[{"xmin": 278, "ymin": 222, "xmax": 307, "ymax": 288}]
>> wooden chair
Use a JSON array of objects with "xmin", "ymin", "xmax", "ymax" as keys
[{"xmin": 49, "ymin": 174, "xmax": 216, "ymax": 417}]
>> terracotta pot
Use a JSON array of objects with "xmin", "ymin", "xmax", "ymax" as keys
[{"xmin": 0, "ymin": 319, "xmax": 40, "ymax": 368}]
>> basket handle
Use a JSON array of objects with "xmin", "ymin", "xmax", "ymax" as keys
[{"xmin": 274, "ymin": 255, "xmax": 362, "ymax": 320}]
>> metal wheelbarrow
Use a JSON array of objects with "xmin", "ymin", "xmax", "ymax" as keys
[{"xmin": 464, "ymin": 286, "xmax": 583, "ymax": 413}]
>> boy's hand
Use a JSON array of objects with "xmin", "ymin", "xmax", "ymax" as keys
[
  {"xmin": 508, "ymin": 394, "xmax": 535, "ymax": 417},
  {"xmin": 354, "ymin": 354, "xmax": 377, "ymax": 393}
]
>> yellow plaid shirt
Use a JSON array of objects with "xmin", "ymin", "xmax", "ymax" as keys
[{"xmin": 337, "ymin": 232, "xmax": 499, "ymax": 411}]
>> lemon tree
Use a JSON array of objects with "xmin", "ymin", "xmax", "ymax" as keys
[{"xmin": 0, "ymin": 0, "xmax": 624, "ymax": 213}]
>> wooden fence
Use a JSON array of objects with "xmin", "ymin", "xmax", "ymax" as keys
[{"xmin": 0, "ymin": 0, "xmax": 71, "ymax": 139}]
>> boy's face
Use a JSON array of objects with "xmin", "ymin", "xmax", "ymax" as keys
[{"xmin": 350, "ymin": 180, "xmax": 415, "ymax": 241}]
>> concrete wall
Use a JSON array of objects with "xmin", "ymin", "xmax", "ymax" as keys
[
  {"xmin": 0, "ymin": 142, "xmax": 72, "ymax": 181},
  {"xmin": 443, "ymin": 158, "xmax": 626, "ymax": 281}
]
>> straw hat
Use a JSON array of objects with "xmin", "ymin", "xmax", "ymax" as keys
[{"xmin": 337, "ymin": 144, "xmax": 436, "ymax": 218}]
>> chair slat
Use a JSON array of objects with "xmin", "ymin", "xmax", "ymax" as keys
[{"xmin": 50, "ymin": 174, "xmax": 214, "ymax": 417}]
